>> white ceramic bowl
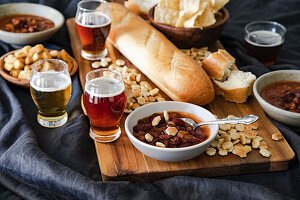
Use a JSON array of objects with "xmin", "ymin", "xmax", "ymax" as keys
[
  {"xmin": 125, "ymin": 101, "xmax": 219, "ymax": 162},
  {"xmin": 0, "ymin": 3, "xmax": 64, "ymax": 45},
  {"xmin": 253, "ymin": 70, "xmax": 300, "ymax": 127}
]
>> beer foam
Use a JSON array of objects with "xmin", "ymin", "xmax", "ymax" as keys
[
  {"xmin": 76, "ymin": 13, "xmax": 111, "ymax": 28},
  {"xmin": 85, "ymin": 77, "xmax": 125, "ymax": 98},
  {"xmin": 30, "ymin": 71, "xmax": 71, "ymax": 92},
  {"xmin": 245, "ymin": 30, "xmax": 283, "ymax": 47}
]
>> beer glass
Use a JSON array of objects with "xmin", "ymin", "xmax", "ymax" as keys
[
  {"xmin": 244, "ymin": 21, "xmax": 286, "ymax": 66},
  {"xmin": 75, "ymin": 0, "xmax": 111, "ymax": 60},
  {"xmin": 83, "ymin": 69, "xmax": 126, "ymax": 142},
  {"xmin": 30, "ymin": 59, "xmax": 72, "ymax": 128}
]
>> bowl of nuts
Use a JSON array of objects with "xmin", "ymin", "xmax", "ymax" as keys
[
  {"xmin": 0, "ymin": 3, "xmax": 64, "ymax": 45},
  {"xmin": 124, "ymin": 101, "xmax": 218, "ymax": 161},
  {"xmin": 0, "ymin": 44, "xmax": 78, "ymax": 87}
]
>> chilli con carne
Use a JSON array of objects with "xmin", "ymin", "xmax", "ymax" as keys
[
  {"xmin": 133, "ymin": 111, "xmax": 210, "ymax": 148},
  {"xmin": 260, "ymin": 81, "xmax": 300, "ymax": 113},
  {"xmin": 0, "ymin": 14, "xmax": 54, "ymax": 33}
]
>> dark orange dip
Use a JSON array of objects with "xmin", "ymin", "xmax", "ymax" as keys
[
  {"xmin": 0, "ymin": 14, "xmax": 54, "ymax": 33},
  {"xmin": 260, "ymin": 81, "xmax": 300, "ymax": 113},
  {"xmin": 133, "ymin": 111, "xmax": 210, "ymax": 148}
]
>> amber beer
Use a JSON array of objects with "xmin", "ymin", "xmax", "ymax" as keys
[
  {"xmin": 83, "ymin": 69, "xmax": 126, "ymax": 142},
  {"xmin": 244, "ymin": 21, "xmax": 286, "ymax": 66},
  {"xmin": 245, "ymin": 30, "xmax": 283, "ymax": 66},
  {"xmin": 76, "ymin": 13, "xmax": 111, "ymax": 55}
]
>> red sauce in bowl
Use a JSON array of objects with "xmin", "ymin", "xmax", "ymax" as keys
[
  {"xmin": 0, "ymin": 14, "xmax": 54, "ymax": 33},
  {"xmin": 260, "ymin": 81, "xmax": 300, "ymax": 113}
]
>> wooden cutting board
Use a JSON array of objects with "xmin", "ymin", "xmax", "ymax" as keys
[{"xmin": 66, "ymin": 18, "xmax": 295, "ymax": 182}]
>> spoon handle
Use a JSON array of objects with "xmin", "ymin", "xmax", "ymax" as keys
[{"xmin": 197, "ymin": 115, "xmax": 259, "ymax": 127}]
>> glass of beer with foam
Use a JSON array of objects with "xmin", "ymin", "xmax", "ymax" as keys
[
  {"xmin": 244, "ymin": 21, "xmax": 286, "ymax": 66},
  {"xmin": 75, "ymin": 0, "xmax": 111, "ymax": 60},
  {"xmin": 83, "ymin": 69, "xmax": 126, "ymax": 142},
  {"xmin": 30, "ymin": 59, "xmax": 72, "ymax": 128}
]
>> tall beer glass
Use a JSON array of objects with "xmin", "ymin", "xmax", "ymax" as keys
[
  {"xmin": 83, "ymin": 69, "xmax": 126, "ymax": 142},
  {"xmin": 75, "ymin": 0, "xmax": 111, "ymax": 60},
  {"xmin": 30, "ymin": 59, "xmax": 72, "ymax": 128}
]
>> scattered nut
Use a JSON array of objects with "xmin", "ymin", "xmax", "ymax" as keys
[
  {"xmin": 252, "ymin": 139, "xmax": 260, "ymax": 149},
  {"xmin": 116, "ymin": 59, "xmax": 125, "ymax": 66},
  {"xmin": 259, "ymin": 141, "xmax": 268, "ymax": 149},
  {"xmin": 165, "ymin": 127, "xmax": 178, "ymax": 136},
  {"xmin": 206, "ymin": 147, "xmax": 216, "ymax": 156},
  {"xmin": 219, "ymin": 124, "xmax": 231, "ymax": 131},
  {"xmin": 272, "ymin": 133, "xmax": 283, "ymax": 141},
  {"xmin": 156, "ymin": 142, "xmax": 165, "ymax": 148},
  {"xmin": 219, "ymin": 149, "xmax": 228, "ymax": 156},
  {"xmin": 151, "ymin": 116, "xmax": 161, "ymax": 126},
  {"xmin": 145, "ymin": 133, "xmax": 154, "ymax": 142},
  {"xmin": 222, "ymin": 141, "xmax": 233, "ymax": 150},
  {"xmin": 235, "ymin": 124, "xmax": 245, "ymax": 132},
  {"xmin": 164, "ymin": 111, "xmax": 169, "ymax": 122},
  {"xmin": 259, "ymin": 148, "xmax": 271, "ymax": 157}
]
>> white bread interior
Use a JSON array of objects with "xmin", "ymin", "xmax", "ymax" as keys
[
  {"xmin": 108, "ymin": 3, "xmax": 215, "ymax": 105},
  {"xmin": 214, "ymin": 70, "xmax": 256, "ymax": 103}
]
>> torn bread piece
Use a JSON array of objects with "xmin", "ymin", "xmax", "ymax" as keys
[
  {"xmin": 202, "ymin": 49, "xmax": 256, "ymax": 103},
  {"xmin": 213, "ymin": 70, "xmax": 256, "ymax": 103},
  {"xmin": 202, "ymin": 49, "xmax": 235, "ymax": 81}
]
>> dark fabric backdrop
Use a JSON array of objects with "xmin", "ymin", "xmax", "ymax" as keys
[{"xmin": 0, "ymin": 0, "xmax": 299, "ymax": 200}]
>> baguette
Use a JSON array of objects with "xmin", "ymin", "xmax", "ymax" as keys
[
  {"xmin": 202, "ymin": 49, "xmax": 256, "ymax": 103},
  {"xmin": 108, "ymin": 3, "xmax": 215, "ymax": 105}
]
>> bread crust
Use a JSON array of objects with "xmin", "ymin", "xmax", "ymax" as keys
[
  {"xmin": 108, "ymin": 3, "xmax": 215, "ymax": 105},
  {"xmin": 202, "ymin": 53, "xmax": 232, "ymax": 81},
  {"xmin": 212, "ymin": 78, "xmax": 255, "ymax": 103}
]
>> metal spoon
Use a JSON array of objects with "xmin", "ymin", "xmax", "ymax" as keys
[{"xmin": 180, "ymin": 115, "xmax": 259, "ymax": 130}]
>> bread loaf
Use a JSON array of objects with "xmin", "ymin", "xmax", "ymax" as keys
[
  {"xmin": 202, "ymin": 49, "xmax": 256, "ymax": 103},
  {"xmin": 108, "ymin": 3, "xmax": 215, "ymax": 105}
]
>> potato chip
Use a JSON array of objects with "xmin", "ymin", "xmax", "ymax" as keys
[
  {"xmin": 154, "ymin": 7, "xmax": 179, "ymax": 26},
  {"xmin": 183, "ymin": 2, "xmax": 208, "ymax": 28},
  {"xmin": 194, "ymin": 3, "xmax": 216, "ymax": 28},
  {"xmin": 175, "ymin": 10, "xmax": 189, "ymax": 27},
  {"xmin": 179, "ymin": 0, "xmax": 201, "ymax": 15},
  {"xmin": 211, "ymin": 0, "xmax": 229, "ymax": 13},
  {"xmin": 133, "ymin": 0, "xmax": 160, "ymax": 13},
  {"xmin": 159, "ymin": 0, "xmax": 180, "ymax": 10}
]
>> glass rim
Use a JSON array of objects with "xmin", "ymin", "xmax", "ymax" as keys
[
  {"xmin": 85, "ymin": 68, "xmax": 124, "ymax": 86},
  {"xmin": 244, "ymin": 20, "xmax": 287, "ymax": 35},
  {"xmin": 77, "ymin": 0, "xmax": 107, "ymax": 12},
  {"xmin": 32, "ymin": 59, "xmax": 68, "ymax": 74}
]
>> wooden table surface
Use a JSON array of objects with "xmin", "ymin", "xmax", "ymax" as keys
[{"xmin": 66, "ymin": 17, "xmax": 295, "ymax": 182}]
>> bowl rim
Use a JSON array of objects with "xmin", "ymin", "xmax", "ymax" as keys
[
  {"xmin": 148, "ymin": 6, "xmax": 229, "ymax": 31},
  {"xmin": 0, "ymin": 48, "xmax": 78, "ymax": 88},
  {"xmin": 125, "ymin": 101, "xmax": 218, "ymax": 152},
  {"xmin": 0, "ymin": 3, "xmax": 64, "ymax": 35},
  {"xmin": 253, "ymin": 70, "xmax": 300, "ymax": 117}
]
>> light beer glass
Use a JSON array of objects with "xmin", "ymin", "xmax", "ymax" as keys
[
  {"xmin": 75, "ymin": 0, "xmax": 111, "ymax": 60},
  {"xmin": 83, "ymin": 69, "xmax": 126, "ymax": 142},
  {"xmin": 30, "ymin": 59, "xmax": 72, "ymax": 128}
]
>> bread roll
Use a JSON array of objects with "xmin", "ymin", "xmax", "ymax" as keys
[{"xmin": 108, "ymin": 3, "xmax": 215, "ymax": 105}]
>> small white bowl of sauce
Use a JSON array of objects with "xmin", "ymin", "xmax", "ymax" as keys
[{"xmin": 253, "ymin": 70, "xmax": 300, "ymax": 127}]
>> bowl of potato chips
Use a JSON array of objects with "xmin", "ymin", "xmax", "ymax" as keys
[{"xmin": 148, "ymin": 0, "xmax": 229, "ymax": 48}]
